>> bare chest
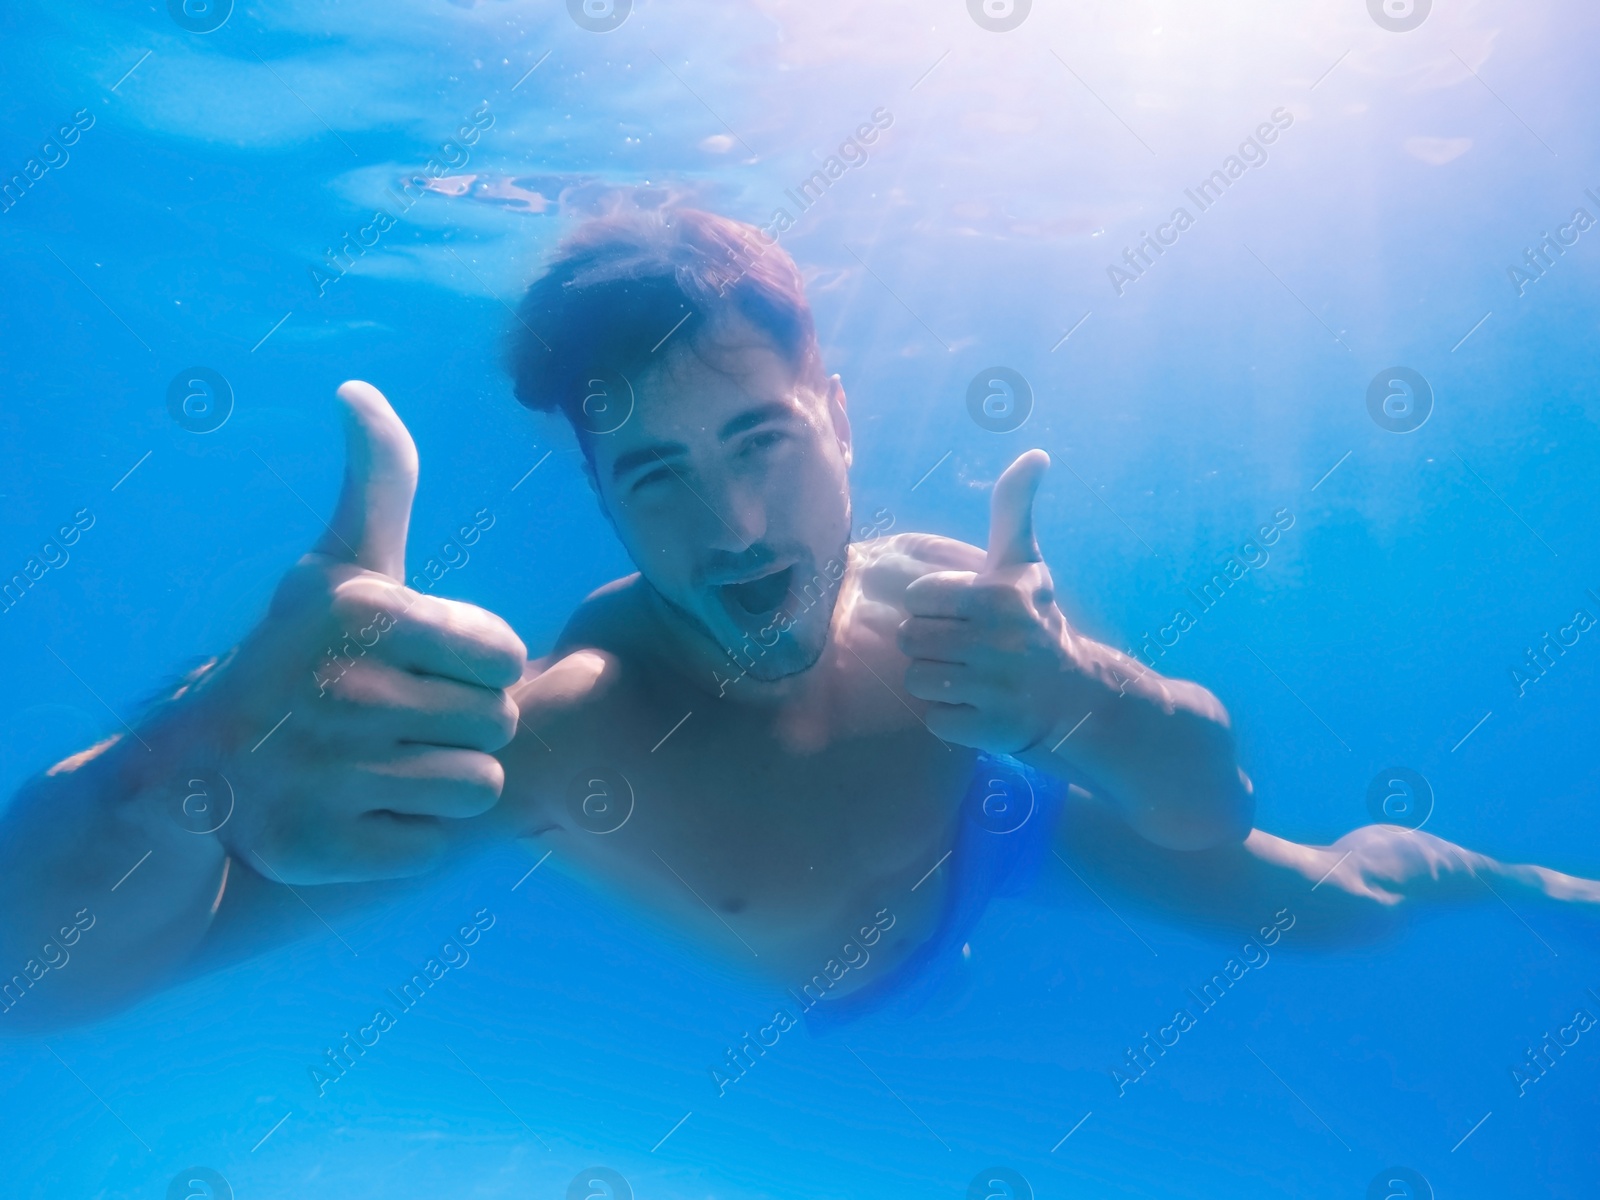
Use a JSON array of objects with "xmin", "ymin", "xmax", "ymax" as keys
[
  {"xmin": 510, "ymin": 536, "xmax": 993, "ymax": 987},
  {"xmin": 528, "ymin": 684, "xmax": 980, "ymax": 986}
]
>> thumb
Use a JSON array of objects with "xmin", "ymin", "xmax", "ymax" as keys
[
  {"xmin": 984, "ymin": 449, "xmax": 1049, "ymax": 572},
  {"xmin": 313, "ymin": 380, "xmax": 418, "ymax": 580}
]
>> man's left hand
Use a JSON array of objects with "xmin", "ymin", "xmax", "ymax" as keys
[{"xmin": 898, "ymin": 450, "xmax": 1084, "ymax": 754}]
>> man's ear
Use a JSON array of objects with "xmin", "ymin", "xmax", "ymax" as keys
[{"xmin": 825, "ymin": 373, "xmax": 853, "ymax": 469}]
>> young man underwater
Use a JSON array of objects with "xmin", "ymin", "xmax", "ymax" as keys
[{"xmin": 2, "ymin": 208, "xmax": 1596, "ymax": 1033}]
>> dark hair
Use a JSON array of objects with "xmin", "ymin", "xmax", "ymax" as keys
[{"xmin": 505, "ymin": 208, "xmax": 821, "ymax": 448}]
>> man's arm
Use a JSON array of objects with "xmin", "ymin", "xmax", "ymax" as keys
[
  {"xmin": 1011, "ymin": 637, "xmax": 1253, "ymax": 851},
  {"xmin": 0, "ymin": 382, "xmax": 526, "ymax": 1034},
  {"xmin": 1054, "ymin": 783, "xmax": 1600, "ymax": 945},
  {"xmin": 0, "ymin": 688, "xmax": 230, "ymax": 1031},
  {"xmin": 897, "ymin": 451, "xmax": 1254, "ymax": 851}
]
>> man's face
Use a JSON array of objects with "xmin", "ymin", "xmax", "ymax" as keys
[{"xmin": 584, "ymin": 316, "xmax": 853, "ymax": 681}]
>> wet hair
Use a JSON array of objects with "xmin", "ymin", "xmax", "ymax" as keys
[{"xmin": 504, "ymin": 208, "xmax": 822, "ymax": 456}]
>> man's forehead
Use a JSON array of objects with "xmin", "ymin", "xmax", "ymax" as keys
[
  {"xmin": 598, "ymin": 390, "xmax": 808, "ymax": 468},
  {"xmin": 637, "ymin": 325, "xmax": 796, "ymax": 398},
  {"xmin": 589, "ymin": 372, "xmax": 816, "ymax": 484},
  {"xmin": 582, "ymin": 314, "xmax": 824, "ymax": 475},
  {"xmin": 623, "ymin": 350, "xmax": 813, "ymax": 433}
]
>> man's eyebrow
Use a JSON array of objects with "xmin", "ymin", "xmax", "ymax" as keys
[
  {"xmin": 718, "ymin": 402, "xmax": 797, "ymax": 441},
  {"xmin": 611, "ymin": 442, "xmax": 687, "ymax": 483}
]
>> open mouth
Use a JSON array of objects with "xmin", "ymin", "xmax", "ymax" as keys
[{"xmin": 722, "ymin": 564, "xmax": 795, "ymax": 616}]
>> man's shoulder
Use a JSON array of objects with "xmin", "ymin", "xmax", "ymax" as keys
[
  {"xmin": 513, "ymin": 574, "xmax": 649, "ymax": 720},
  {"xmin": 851, "ymin": 531, "xmax": 985, "ymax": 601},
  {"xmin": 554, "ymin": 572, "xmax": 650, "ymax": 654}
]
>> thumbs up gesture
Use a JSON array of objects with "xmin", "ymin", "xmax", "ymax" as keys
[
  {"xmin": 201, "ymin": 382, "xmax": 528, "ymax": 885},
  {"xmin": 898, "ymin": 451, "xmax": 1081, "ymax": 755}
]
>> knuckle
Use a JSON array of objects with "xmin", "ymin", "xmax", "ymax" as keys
[
  {"xmin": 467, "ymin": 613, "xmax": 528, "ymax": 683},
  {"xmin": 456, "ymin": 752, "xmax": 505, "ymax": 802},
  {"xmin": 486, "ymin": 643, "xmax": 528, "ymax": 688},
  {"xmin": 432, "ymin": 602, "xmax": 527, "ymax": 683},
  {"xmin": 331, "ymin": 574, "xmax": 404, "ymax": 620},
  {"xmin": 490, "ymin": 691, "xmax": 520, "ymax": 746},
  {"xmin": 453, "ymin": 694, "xmax": 513, "ymax": 752}
]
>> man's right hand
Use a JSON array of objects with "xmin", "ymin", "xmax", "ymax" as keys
[{"xmin": 198, "ymin": 380, "xmax": 527, "ymax": 885}]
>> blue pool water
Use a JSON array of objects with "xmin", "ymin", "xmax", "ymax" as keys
[{"xmin": 3, "ymin": 1, "xmax": 1600, "ymax": 1196}]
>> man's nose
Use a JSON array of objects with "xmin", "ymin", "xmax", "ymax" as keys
[{"xmin": 702, "ymin": 472, "xmax": 767, "ymax": 551}]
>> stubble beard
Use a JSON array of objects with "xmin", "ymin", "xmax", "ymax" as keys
[{"xmin": 650, "ymin": 533, "xmax": 853, "ymax": 685}]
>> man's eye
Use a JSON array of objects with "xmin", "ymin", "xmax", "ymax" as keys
[
  {"xmin": 632, "ymin": 468, "xmax": 673, "ymax": 491},
  {"xmin": 744, "ymin": 430, "xmax": 785, "ymax": 452}
]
